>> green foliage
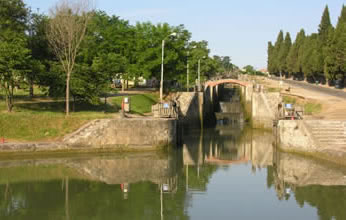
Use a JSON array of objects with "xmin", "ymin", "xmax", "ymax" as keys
[
  {"xmin": 0, "ymin": 0, "xmax": 30, "ymax": 112},
  {"xmin": 278, "ymin": 32, "xmax": 292, "ymax": 74},
  {"xmin": 287, "ymin": 29, "xmax": 305, "ymax": 75},
  {"xmin": 318, "ymin": 5, "xmax": 333, "ymax": 43},
  {"xmin": 269, "ymin": 5, "xmax": 345, "ymax": 84},
  {"xmin": 324, "ymin": 5, "xmax": 346, "ymax": 81},
  {"xmin": 267, "ymin": 42, "xmax": 275, "ymax": 73}
]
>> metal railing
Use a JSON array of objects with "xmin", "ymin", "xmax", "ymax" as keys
[{"xmin": 152, "ymin": 103, "xmax": 178, "ymax": 118}]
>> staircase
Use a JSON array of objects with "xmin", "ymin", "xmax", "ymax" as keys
[{"xmin": 304, "ymin": 120, "xmax": 346, "ymax": 149}]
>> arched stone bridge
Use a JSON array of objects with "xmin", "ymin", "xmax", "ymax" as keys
[
  {"xmin": 204, "ymin": 79, "xmax": 251, "ymax": 89},
  {"xmin": 201, "ymin": 78, "xmax": 280, "ymax": 129}
]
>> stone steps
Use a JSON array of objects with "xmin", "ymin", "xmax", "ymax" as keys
[{"xmin": 305, "ymin": 120, "xmax": 346, "ymax": 148}]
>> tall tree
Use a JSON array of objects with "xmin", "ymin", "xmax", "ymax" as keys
[
  {"xmin": 46, "ymin": 0, "xmax": 93, "ymax": 116},
  {"xmin": 272, "ymin": 30, "xmax": 284, "ymax": 74},
  {"xmin": 278, "ymin": 32, "xmax": 292, "ymax": 75},
  {"xmin": 27, "ymin": 11, "xmax": 51, "ymax": 97},
  {"xmin": 267, "ymin": 41, "xmax": 274, "ymax": 74},
  {"xmin": 324, "ymin": 5, "xmax": 346, "ymax": 81},
  {"xmin": 0, "ymin": 0, "xmax": 30, "ymax": 112},
  {"xmin": 287, "ymin": 29, "xmax": 305, "ymax": 75},
  {"xmin": 318, "ymin": 5, "xmax": 333, "ymax": 43}
]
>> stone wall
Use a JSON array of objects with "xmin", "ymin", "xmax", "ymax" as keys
[
  {"xmin": 252, "ymin": 92, "xmax": 281, "ymax": 129},
  {"xmin": 277, "ymin": 120, "xmax": 346, "ymax": 164},
  {"xmin": 277, "ymin": 120, "xmax": 317, "ymax": 153},
  {"xmin": 64, "ymin": 118, "xmax": 177, "ymax": 148},
  {"xmin": 175, "ymin": 92, "xmax": 203, "ymax": 128},
  {"xmin": 0, "ymin": 118, "xmax": 177, "ymax": 154}
]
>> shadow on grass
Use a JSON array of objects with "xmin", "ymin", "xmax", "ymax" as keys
[{"xmin": 15, "ymin": 101, "xmax": 118, "ymax": 113}]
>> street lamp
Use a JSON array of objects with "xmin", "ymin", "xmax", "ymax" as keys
[
  {"xmin": 198, "ymin": 56, "xmax": 206, "ymax": 92},
  {"xmin": 160, "ymin": 32, "xmax": 177, "ymax": 102}
]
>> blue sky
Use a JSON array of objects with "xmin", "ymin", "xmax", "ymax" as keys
[{"xmin": 24, "ymin": 0, "xmax": 345, "ymax": 69}]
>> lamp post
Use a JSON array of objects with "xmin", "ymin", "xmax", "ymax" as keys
[
  {"xmin": 160, "ymin": 32, "xmax": 177, "ymax": 102},
  {"xmin": 198, "ymin": 56, "xmax": 206, "ymax": 92}
]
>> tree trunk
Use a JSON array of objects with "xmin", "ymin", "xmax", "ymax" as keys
[
  {"xmin": 66, "ymin": 72, "xmax": 70, "ymax": 116},
  {"xmin": 72, "ymin": 95, "xmax": 75, "ymax": 112},
  {"xmin": 5, "ymin": 84, "xmax": 14, "ymax": 112},
  {"xmin": 122, "ymin": 79, "xmax": 125, "ymax": 92},
  {"xmin": 29, "ymin": 79, "xmax": 34, "ymax": 98}
]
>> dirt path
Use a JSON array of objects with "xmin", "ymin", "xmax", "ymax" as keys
[{"xmin": 259, "ymin": 77, "xmax": 346, "ymax": 120}]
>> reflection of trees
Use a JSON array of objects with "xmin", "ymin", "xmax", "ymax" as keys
[
  {"xmin": 0, "ymin": 179, "xmax": 190, "ymax": 220},
  {"xmin": 183, "ymin": 165, "xmax": 218, "ymax": 191},
  {"xmin": 294, "ymin": 186, "xmax": 346, "ymax": 220},
  {"xmin": 271, "ymin": 150, "xmax": 346, "ymax": 219}
]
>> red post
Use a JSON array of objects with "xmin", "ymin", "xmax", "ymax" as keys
[{"xmin": 0, "ymin": 137, "xmax": 4, "ymax": 144}]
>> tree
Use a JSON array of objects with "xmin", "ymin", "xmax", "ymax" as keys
[
  {"xmin": 46, "ymin": 0, "xmax": 93, "ymax": 116},
  {"xmin": 318, "ymin": 5, "xmax": 333, "ymax": 43},
  {"xmin": 0, "ymin": 39, "xmax": 30, "ymax": 112},
  {"xmin": 27, "ymin": 11, "xmax": 51, "ymax": 97},
  {"xmin": 0, "ymin": 0, "xmax": 30, "ymax": 112},
  {"xmin": 267, "ymin": 41, "xmax": 274, "ymax": 74},
  {"xmin": 244, "ymin": 65, "xmax": 256, "ymax": 74},
  {"xmin": 278, "ymin": 32, "xmax": 292, "ymax": 76},
  {"xmin": 324, "ymin": 5, "xmax": 346, "ymax": 81},
  {"xmin": 287, "ymin": 29, "xmax": 305, "ymax": 75},
  {"xmin": 272, "ymin": 30, "xmax": 284, "ymax": 74},
  {"xmin": 80, "ymin": 11, "xmax": 135, "ymax": 91}
]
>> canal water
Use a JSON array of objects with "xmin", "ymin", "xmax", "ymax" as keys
[{"xmin": 1, "ymin": 127, "xmax": 346, "ymax": 220}]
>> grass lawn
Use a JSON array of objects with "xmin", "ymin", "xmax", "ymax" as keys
[
  {"xmin": 282, "ymin": 95, "xmax": 322, "ymax": 115},
  {"xmin": 111, "ymin": 93, "xmax": 159, "ymax": 115},
  {"xmin": 0, "ymin": 100, "xmax": 115, "ymax": 142},
  {"xmin": 0, "ymin": 89, "xmax": 159, "ymax": 142}
]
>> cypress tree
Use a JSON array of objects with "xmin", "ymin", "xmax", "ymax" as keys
[
  {"xmin": 273, "ymin": 30, "xmax": 284, "ymax": 75},
  {"xmin": 287, "ymin": 29, "xmax": 305, "ymax": 76},
  {"xmin": 318, "ymin": 5, "xmax": 333, "ymax": 43},
  {"xmin": 267, "ymin": 41, "xmax": 274, "ymax": 74},
  {"xmin": 278, "ymin": 32, "xmax": 292, "ymax": 76},
  {"xmin": 325, "ymin": 5, "xmax": 346, "ymax": 81}
]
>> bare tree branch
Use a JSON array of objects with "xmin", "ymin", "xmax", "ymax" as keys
[{"xmin": 46, "ymin": 0, "xmax": 93, "ymax": 116}]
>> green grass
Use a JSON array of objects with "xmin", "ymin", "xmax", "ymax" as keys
[
  {"xmin": 304, "ymin": 102, "xmax": 322, "ymax": 115},
  {"xmin": 282, "ymin": 96, "xmax": 297, "ymax": 104},
  {"xmin": 0, "ymin": 91, "xmax": 158, "ymax": 141},
  {"xmin": 111, "ymin": 93, "xmax": 159, "ymax": 115},
  {"xmin": 267, "ymin": 87, "xmax": 281, "ymax": 93},
  {"xmin": 0, "ymin": 99, "xmax": 116, "ymax": 141},
  {"xmin": 282, "ymin": 95, "xmax": 321, "ymax": 115}
]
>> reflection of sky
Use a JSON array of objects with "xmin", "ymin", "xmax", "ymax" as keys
[{"xmin": 187, "ymin": 164, "xmax": 318, "ymax": 220}]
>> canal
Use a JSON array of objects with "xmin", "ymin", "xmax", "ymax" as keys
[{"xmin": 1, "ymin": 126, "xmax": 346, "ymax": 220}]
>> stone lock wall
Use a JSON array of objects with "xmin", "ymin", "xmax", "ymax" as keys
[
  {"xmin": 64, "ymin": 118, "xmax": 177, "ymax": 149},
  {"xmin": 252, "ymin": 92, "xmax": 281, "ymax": 129}
]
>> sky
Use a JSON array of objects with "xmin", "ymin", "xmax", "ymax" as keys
[{"xmin": 24, "ymin": 0, "xmax": 345, "ymax": 69}]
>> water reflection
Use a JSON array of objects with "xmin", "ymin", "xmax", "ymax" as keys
[
  {"xmin": 0, "ymin": 128, "xmax": 346, "ymax": 219},
  {"xmin": 271, "ymin": 151, "xmax": 346, "ymax": 220}
]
